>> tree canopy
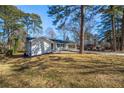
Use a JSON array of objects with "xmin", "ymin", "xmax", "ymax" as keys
[
  {"xmin": 48, "ymin": 5, "xmax": 124, "ymax": 52},
  {"xmin": 0, "ymin": 5, "xmax": 42, "ymax": 54}
]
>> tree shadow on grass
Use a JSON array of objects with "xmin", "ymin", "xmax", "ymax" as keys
[
  {"xmin": 0, "ymin": 74, "xmax": 32, "ymax": 88},
  {"xmin": 48, "ymin": 55, "xmax": 79, "ymax": 62},
  {"xmin": 75, "ymin": 60, "xmax": 124, "ymax": 75},
  {"xmin": 11, "ymin": 61, "xmax": 48, "ymax": 72},
  {"xmin": 9, "ymin": 54, "xmax": 24, "ymax": 58},
  {"xmin": 9, "ymin": 54, "xmax": 124, "ymax": 78},
  {"xmin": 47, "ymin": 56, "xmax": 124, "ymax": 76}
]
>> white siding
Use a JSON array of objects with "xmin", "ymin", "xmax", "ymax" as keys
[
  {"xmin": 25, "ymin": 37, "xmax": 78, "ymax": 56},
  {"xmin": 43, "ymin": 41, "xmax": 51, "ymax": 53},
  {"xmin": 27, "ymin": 38, "xmax": 52, "ymax": 56},
  {"xmin": 31, "ymin": 41, "xmax": 42, "ymax": 56}
]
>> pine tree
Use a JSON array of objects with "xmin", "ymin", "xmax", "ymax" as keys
[{"xmin": 48, "ymin": 5, "xmax": 85, "ymax": 53}]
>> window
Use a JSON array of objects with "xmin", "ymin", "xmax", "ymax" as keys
[
  {"xmin": 68, "ymin": 44, "xmax": 75, "ymax": 49},
  {"xmin": 57, "ymin": 43, "xmax": 64, "ymax": 47},
  {"xmin": 57, "ymin": 44, "xmax": 60, "ymax": 47}
]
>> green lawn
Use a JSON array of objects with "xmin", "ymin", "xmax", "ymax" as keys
[{"xmin": 0, "ymin": 53, "xmax": 124, "ymax": 88}]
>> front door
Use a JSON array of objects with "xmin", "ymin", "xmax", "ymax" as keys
[{"xmin": 51, "ymin": 43, "xmax": 53, "ymax": 50}]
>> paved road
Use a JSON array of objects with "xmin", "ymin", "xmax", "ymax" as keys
[
  {"xmin": 54, "ymin": 50, "xmax": 124, "ymax": 56},
  {"xmin": 85, "ymin": 51, "xmax": 124, "ymax": 56}
]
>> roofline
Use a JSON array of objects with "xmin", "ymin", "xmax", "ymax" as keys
[{"xmin": 26, "ymin": 36, "xmax": 76, "ymax": 44}]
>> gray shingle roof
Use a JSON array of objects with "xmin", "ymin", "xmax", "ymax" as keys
[
  {"xmin": 26, "ymin": 37, "xmax": 75, "ymax": 44},
  {"xmin": 50, "ymin": 39, "xmax": 75, "ymax": 43}
]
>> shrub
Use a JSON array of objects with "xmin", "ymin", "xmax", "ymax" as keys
[
  {"xmin": 5, "ymin": 49, "xmax": 13, "ymax": 57},
  {"xmin": 0, "ymin": 48, "xmax": 2, "ymax": 54},
  {"xmin": 0, "ymin": 47, "xmax": 7, "ymax": 54}
]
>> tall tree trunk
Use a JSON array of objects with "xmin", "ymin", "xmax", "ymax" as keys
[
  {"xmin": 110, "ymin": 31, "xmax": 113, "ymax": 51},
  {"xmin": 79, "ymin": 5, "xmax": 84, "ymax": 54},
  {"xmin": 27, "ymin": 25, "xmax": 29, "ymax": 37},
  {"xmin": 111, "ymin": 6, "xmax": 116, "ymax": 52},
  {"xmin": 121, "ymin": 10, "xmax": 124, "ymax": 51},
  {"xmin": 116, "ymin": 17, "xmax": 120, "ymax": 51}
]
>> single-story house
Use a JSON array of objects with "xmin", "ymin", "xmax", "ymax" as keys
[{"xmin": 25, "ymin": 37, "xmax": 77, "ymax": 56}]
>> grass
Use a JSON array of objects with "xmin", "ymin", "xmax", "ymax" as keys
[{"xmin": 0, "ymin": 53, "xmax": 124, "ymax": 87}]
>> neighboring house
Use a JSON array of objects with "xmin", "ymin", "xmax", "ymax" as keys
[{"xmin": 25, "ymin": 37, "xmax": 77, "ymax": 56}]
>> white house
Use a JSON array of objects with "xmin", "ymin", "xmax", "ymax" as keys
[{"xmin": 25, "ymin": 37, "xmax": 77, "ymax": 56}]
